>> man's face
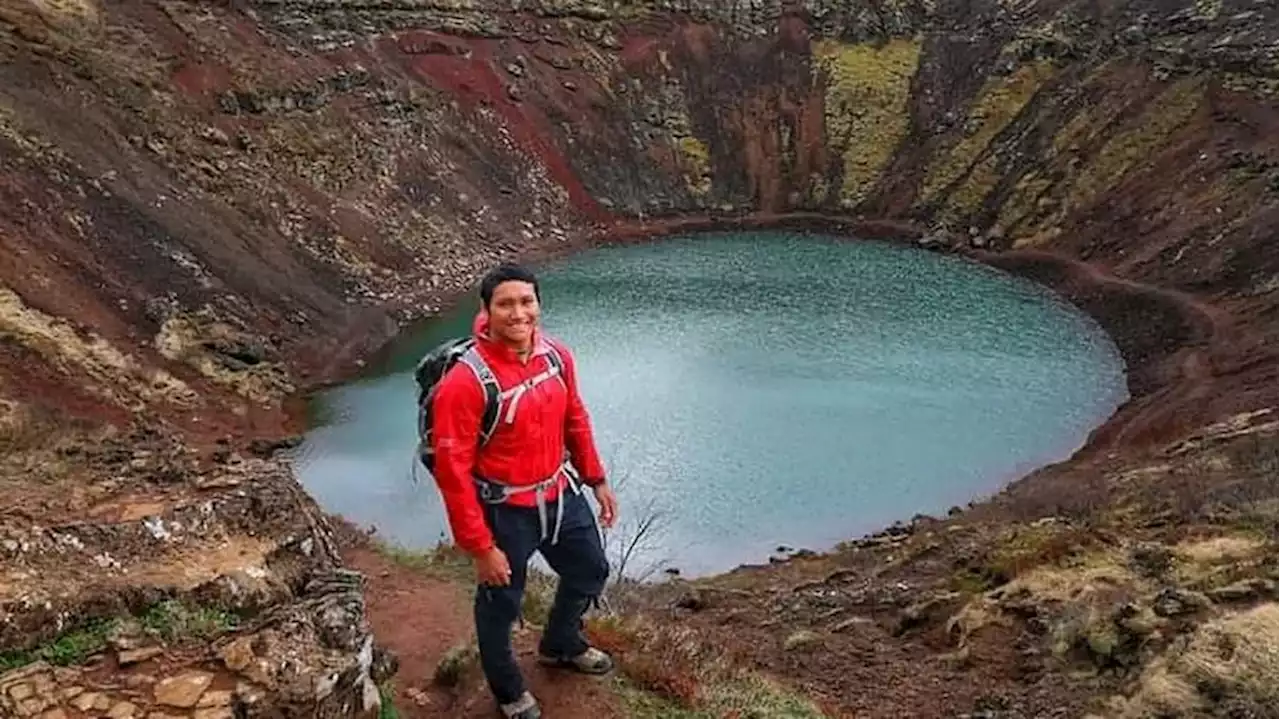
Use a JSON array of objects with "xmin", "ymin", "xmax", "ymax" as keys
[{"xmin": 486, "ymin": 280, "xmax": 540, "ymax": 347}]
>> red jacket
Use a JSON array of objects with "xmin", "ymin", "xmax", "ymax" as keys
[{"xmin": 430, "ymin": 312, "xmax": 607, "ymax": 555}]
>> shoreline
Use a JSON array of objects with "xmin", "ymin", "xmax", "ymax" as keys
[
  {"xmin": 286, "ymin": 211, "xmax": 1233, "ymax": 575},
  {"xmin": 290, "ymin": 211, "xmax": 1217, "ymax": 454}
]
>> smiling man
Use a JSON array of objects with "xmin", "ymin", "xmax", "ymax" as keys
[{"xmin": 429, "ymin": 262, "xmax": 619, "ymax": 719}]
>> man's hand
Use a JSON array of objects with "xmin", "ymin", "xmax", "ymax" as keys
[
  {"xmin": 592, "ymin": 482, "xmax": 618, "ymax": 529},
  {"xmin": 475, "ymin": 546, "xmax": 512, "ymax": 586}
]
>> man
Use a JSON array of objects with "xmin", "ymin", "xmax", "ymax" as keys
[{"xmin": 430, "ymin": 263, "xmax": 620, "ymax": 719}]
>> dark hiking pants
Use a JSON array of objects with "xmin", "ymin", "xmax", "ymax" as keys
[{"xmin": 475, "ymin": 486, "xmax": 610, "ymax": 706}]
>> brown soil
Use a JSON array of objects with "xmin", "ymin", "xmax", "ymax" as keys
[{"xmin": 341, "ymin": 540, "xmax": 625, "ymax": 718}]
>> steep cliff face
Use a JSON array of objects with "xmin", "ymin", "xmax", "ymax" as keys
[{"xmin": 0, "ymin": 0, "xmax": 1274, "ymax": 716}]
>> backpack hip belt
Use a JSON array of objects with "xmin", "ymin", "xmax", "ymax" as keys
[{"xmin": 474, "ymin": 462, "xmax": 582, "ymax": 545}]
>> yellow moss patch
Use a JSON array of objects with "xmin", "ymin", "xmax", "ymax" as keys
[
  {"xmin": 997, "ymin": 173, "xmax": 1054, "ymax": 238},
  {"xmin": 1063, "ymin": 77, "xmax": 1205, "ymax": 211},
  {"xmin": 946, "ymin": 596, "xmax": 1012, "ymax": 647},
  {"xmin": 1170, "ymin": 534, "xmax": 1271, "ymax": 589},
  {"xmin": 155, "ymin": 311, "xmax": 294, "ymax": 405},
  {"xmin": 1005, "ymin": 552, "xmax": 1138, "ymax": 604},
  {"xmin": 813, "ymin": 38, "xmax": 922, "ymax": 208},
  {"xmin": 0, "ymin": 287, "xmax": 195, "ymax": 408},
  {"xmin": 675, "ymin": 135, "xmax": 712, "ymax": 196},
  {"xmin": 1193, "ymin": 0, "xmax": 1222, "ymax": 20},
  {"xmin": 1174, "ymin": 536, "xmax": 1267, "ymax": 565},
  {"xmin": 920, "ymin": 58, "xmax": 1057, "ymax": 215},
  {"xmin": 1108, "ymin": 604, "xmax": 1279, "ymax": 718},
  {"xmin": 947, "ymin": 548, "xmax": 1145, "ymax": 647}
]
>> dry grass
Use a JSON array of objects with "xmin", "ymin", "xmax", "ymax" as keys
[
  {"xmin": 376, "ymin": 540, "xmax": 474, "ymax": 583},
  {"xmin": 520, "ymin": 570, "xmax": 557, "ymax": 627},
  {"xmin": 1107, "ymin": 603, "xmax": 1279, "ymax": 718},
  {"xmin": 585, "ymin": 613, "xmax": 825, "ymax": 716},
  {"xmin": 587, "ymin": 615, "xmax": 701, "ymax": 707},
  {"xmin": 1173, "ymin": 535, "xmax": 1266, "ymax": 565},
  {"xmin": 973, "ymin": 521, "xmax": 1105, "ymax": 587}
]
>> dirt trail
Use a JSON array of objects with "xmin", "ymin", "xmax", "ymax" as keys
[{"xmin": 342, "ymin": 545, "xmax": 625, "ymax": 719}]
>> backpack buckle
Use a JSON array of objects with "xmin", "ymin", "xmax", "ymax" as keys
[{"xmin": 475, "ymin": 477, "xmax": 509, "ymax": 504}]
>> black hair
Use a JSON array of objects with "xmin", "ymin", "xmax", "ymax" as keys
[{"xmin": 479, "ymin": 263, "xmax": 540, "ymax": 308}]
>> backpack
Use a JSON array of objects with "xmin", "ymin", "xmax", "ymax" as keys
[{"xmin": 413, "ymin": 336, "xmax": 565, "ymax": 478}]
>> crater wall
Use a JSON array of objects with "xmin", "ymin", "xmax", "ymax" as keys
[{"xmin": 0, "ymin": 0, "xmax": 1274, "ymax": 715}]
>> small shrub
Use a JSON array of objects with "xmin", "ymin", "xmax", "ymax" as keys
[
  {"xmin": 377, "ymin": 682, "xmax": 399, "ymax": 719},
  {"xmin": 0, "ymin": 618, "xmax": 117, "ymax": 670},
  {"xmin": 432, "ymin": 642, "xmax": 478, "ymax": 688},
  {"xmin": 140, "ymin": 600, "xmax": 238, "ymax": 641},
  {"xmin": 520, "ymin": 571, "xmax": 556, "ymax": 627},
  {"xmin": 621, "ymin": 653, "xmax": 700, "ymax": 707}
]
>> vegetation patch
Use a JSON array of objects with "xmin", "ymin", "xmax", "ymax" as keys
[
  {"xmin": 0, "ymin": 599, "xmax": 241, "ymax": 671},
  {"xmin": 1063, "ymin": 76, "xmax": 1204, "ymax": 211},
  {"xmin": 676, "ymin": 135, "xmax": 712, "ymax": 197},
  {"xmin": 378, "ymin": 682, "xmax": 399, "ymax": 719},
  {"xmin": 154, "ymin": 309, "xmax": 294, "ymax": 403},
  {"xmin": 0, "ymin": 618, "xmax": 116, "ymax": 671},
  {"xmin": 955, "ymin": 520, "xmax": 1101, "ymax": 591},
  {"xmin": 587, "ymin": 614, "xmax": 825, "ymax": 717},
  {"xmin": 614, "ymin": 672, "xmax": 828, "ymax": 719},
  {"xmin": 1103, "ymin": 603, "xmax": 1278, "ymax": 718},
  {"xmin": 432, "ymin": 641, "xmax": 479, "ymax": 688},
  {"xmin": 920, "ymin": 58, "xmax": 1057, "ymax": 217},
  {"xmin": 140, "ymin": 599, "xmax": 239, "ymax": 642},
  {"xmin": 376, "ymin": 539, "xmax": 475, "ymax": 583},
  {"xmin": 812, "ymin": 38, "xmax": 922, "ymax": 208},
  {"xmin": 0, "ymin": 286, "xmax": 195, "ymax": 407},
  {"xmin": 521, "ymin": 569, "xmax": 558, "ymax": 627}
]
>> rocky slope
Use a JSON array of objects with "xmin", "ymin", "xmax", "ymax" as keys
[{"xmin": 0, "ymin": 0, "xmax": 1275, "ymax": 716}]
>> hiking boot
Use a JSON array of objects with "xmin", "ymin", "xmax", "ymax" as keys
[
  {"xmin": 536, "ymin": 646, "xmax": 614, "ymax": 675},
  {"xmin": 498, "ymin": 691, "xmax": 541, "ymax": 719}
]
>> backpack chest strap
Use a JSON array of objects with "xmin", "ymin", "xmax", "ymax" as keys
[{"xmin": 499, "ymin": 361, "xmax": 565, "ymax": 424}]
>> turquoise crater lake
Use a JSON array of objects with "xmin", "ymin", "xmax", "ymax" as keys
[{"xmin": 293, "ymin": 232, "xmax": 1129, "ymax": 577}]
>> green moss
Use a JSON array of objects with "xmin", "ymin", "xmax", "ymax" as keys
[
  {"xmin": 140, "ymin": 599, "xmax": 239, "ymax": 642},
  {"xmin": 377, "ymin": 539, "xmax": 474, "ymax": 583},
  {"xmin": 813, "ymin": 38, "xmax": 922, "ymax": 208},
  {"xmin": 1064, "ymin": 77, "xmax": 1204, "ymax": 211},
  {"xmin": 378, "ymin": 682, "xmax": 399, "ymax": 719},
  {"xmin": 614, "ymin": 677, "xmax": 709, "ymax": 719},
  {"xmin": 0, "ymin": 618, "xmax": 118, "ymax": 671},
  {"xmin": 921, "ymin": 59, "xmax": 1057, "ymax": 216},
  {"xmin": 944, "ymin": 152, "xmax": 1005, "ymax": 219}
]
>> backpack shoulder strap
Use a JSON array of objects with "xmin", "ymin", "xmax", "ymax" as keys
[
  {"xmin": 542, "ymin": 340, "xmax": 567, "ymax": 387},
  {"xmin": 458, "ymin": 346, "xmax": 502, "ymax": 445}
]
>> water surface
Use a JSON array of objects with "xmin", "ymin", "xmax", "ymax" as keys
[{"xmin": 293, "ymin": 232, "xmax": 1128, "ymax": 577}]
